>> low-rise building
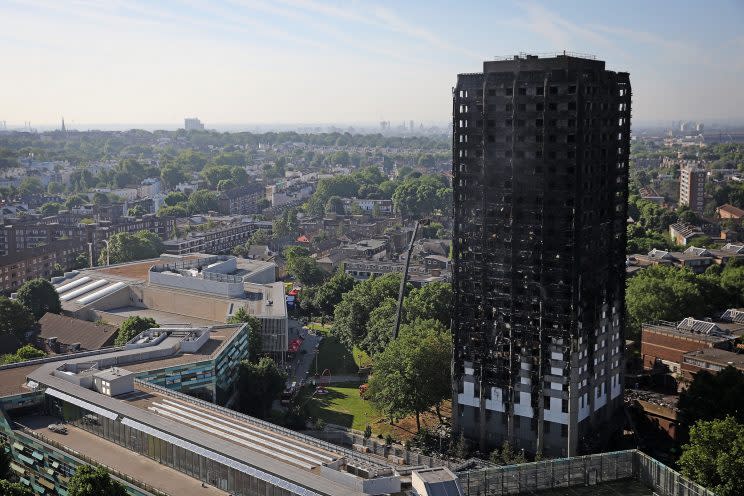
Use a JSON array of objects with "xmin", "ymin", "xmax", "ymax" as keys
[
  {"xmin": 35, "ymin": 312, "xmax": 118, "ymax": 353},
  {"xmin": 681, "ymin": 348, "xmax": 744, "ymax": 380},
  {"xmin": 52, "ymin": 254, "xmax": 288, "ymax": 355},
  {"xmin": 641, "ymin": 318, "xmax": 741, "ymax": 374},
  {"xmin": 716, "ymin": 203, "xmax": 744, "ymax": 220},
  {"xmin": 669, "ymin": 222, "xmax": 705, "ymax": 246},
  {"xmin": 163, "ymin": 220, "xmax": 271, "ymax": 255}
]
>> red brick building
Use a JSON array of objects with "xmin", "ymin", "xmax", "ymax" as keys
[{"xmin": 641, "ymin": 318, "xmax": 740, "ymax": 374}]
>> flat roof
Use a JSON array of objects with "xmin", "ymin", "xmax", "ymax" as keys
[
  {"xmin": 684, "ymin": 348, "xmax": 744, "ymax": 368},
  {"xmin": 17, "ymin": 416, "xmax": 227, "ymax": 496},
  {"xmin": 100, "ymin": 306, "xmax": 222, "ymax": 327}
]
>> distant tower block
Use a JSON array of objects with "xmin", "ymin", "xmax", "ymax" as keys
[
  {"xmin": 184, "ymin": 117, "xmax": 205, "ymax": 131},
  {"xmin": 61, "ymin": 117, "xmax": 66, "ymax": 132}
]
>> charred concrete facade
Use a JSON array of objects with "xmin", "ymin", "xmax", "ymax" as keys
[{"xmin": 451, "ymin": 55, "xmax": 630, "ymax": 457}]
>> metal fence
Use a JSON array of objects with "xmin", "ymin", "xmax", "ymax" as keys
[
  {"xmin": 15, "ymin": 425, "xmax": 165, "ymax": 496},
  {"xmin": 457, "ymin": 450, "xmax": 717, "ymax": 496},
  {"xmin": 634, "ymin": 450, "xmax": 717, "ymax": 496}
]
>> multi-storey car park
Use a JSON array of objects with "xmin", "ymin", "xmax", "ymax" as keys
[{"xmin": 452, "ymin": 54, "xmax": 631, "ymax": 457}]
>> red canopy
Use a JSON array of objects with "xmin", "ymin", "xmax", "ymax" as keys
[
  {"xmin": 288, "ymin": 289, "xmax": 299, "ymax": 296},
  {"xmin": 296, "ymin": 235, "xmax": 310, "ymax": 243}
]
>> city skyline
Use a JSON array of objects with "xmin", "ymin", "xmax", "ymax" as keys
[{"xmin": 1, "ymin": 0, "xmax": 743, "ymax": 126}]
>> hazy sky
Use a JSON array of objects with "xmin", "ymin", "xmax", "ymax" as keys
[{"xmin": 1, "ymin": 0, "xmax": 743, "ymax": 128}]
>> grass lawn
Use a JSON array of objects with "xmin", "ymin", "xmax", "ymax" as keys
[
  {"xmin": 307, "ymin": 322, "xmax": 331, "ymax": 336},
  {"xmin": 314, "ymin": 335, "xmax": 358, "ymax": 375},
  {"xmin": 305, "ymin": 382, "xmax": 452, "ymax": 441},
  {"xmin": 352, "ymin": 347, "xmax": 372, "ymax": 368}
]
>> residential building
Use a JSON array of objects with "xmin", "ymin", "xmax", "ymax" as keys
[
  {"xmin": 184, "ymin": 117, "xmax": 204, "ymax": 131},
  {"xmin": 218, "ymin": 184, "xmax": 265, "ymax": 215},
  {"xmin": 717, "ymin": 203, "xmax": 744, "ymax": 220},
  {"xmin": 669, "ymin": 222, "xmax": 705, "ymax": 246},
  {"xmin": 679, "ymin": 162, "xmax": 706, "ymax": 213},
  {"xmin": 341, "ymin": 239, "xmax": 388, "ymax": 260},
  {"xmin": 163, "ymin": 220, "xmax": 271, "ymax": 255},
  {"xmin": 342, "ymin": 198, "xmax": 393, "ymax": 215},
  {"xmin": 452, "ymin": 54, "xmax": 631, "ymax": 456},
  {"xmin": 0, "ymin": 239, "xmax": 86, "ymax": 293}
]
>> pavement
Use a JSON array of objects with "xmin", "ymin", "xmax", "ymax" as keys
[{"xmin": 286, "ymin": 319, "xmax": 322, "ymax": 387}]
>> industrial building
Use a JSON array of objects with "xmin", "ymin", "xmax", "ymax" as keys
[
  {"xmin": 49, "ymin": 254, "xmax": 288, "ymax": 356},
  {"xmin": 451, "ymin": 53, "xmax": 630, "ymax": 456}
]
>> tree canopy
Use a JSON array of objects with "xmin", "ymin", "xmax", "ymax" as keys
[
  {"xmin": 367, "ymin": 319, "xmax": 451, "ymax": 430},
  {"xmin": 678, "ymin": 366, "xmax": 744, "ymax": 426},
  {"xmin": 625, "ymin": 265, "xmax": 726, "ymax": 339},
  {"xmin": 16, "ymin": 278, "xmax": 62, "ymax": 320},
  {"xmin": 0, "ymin": 297, "xmax": 36, "ymax": 338},
  {"xmin": 0, "ymin": 481, "xmax": 33, "ymax": 496},
  {"xmin": 115, "ymin": 316, "xmax": 159, "ymax": 346},
  {"xmin": 100, "ymin": 230, "xmax": 163, "ymax": 265},
  {"xmin": 227, "ymin": 307, "xmax": 263, "ymax": 363},
  {"xmin": 67, "ymin": 465, "xmax": 127, "ymax": 496},
  {"xmin": 678, "ymin": 416, "xmax": 744, "ymax": 496},
  {"xmin": 237, "ymin": 357, "xmax": 287, "ymax": 418},
  {"xmin": 1, "ymin": 345, "xmax": 46, "ymax": 364},
  {"xmin": 392, "ymin": 175, "xmax": 451, "ymax": 219}
]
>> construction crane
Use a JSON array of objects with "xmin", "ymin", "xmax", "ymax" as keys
[{"xmin": 392, "ymin": 219, "xmax": 429, "ymax": 340}]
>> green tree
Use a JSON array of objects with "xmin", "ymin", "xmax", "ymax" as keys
[
  {"xmin": 100, "ymin": 230, "xmax": 163, "ymax": 265},
  {"xmin": 490, "ymin": 440, "xmax": 527, "ymax": 465},
  {"xmin": 392, "ymin": 175, "xmax": 450, "ymax": 218},
  {"xmin": 157, "ymin": 204, "xmax": 189, "ymax": 218},
  {"xmin": 332, "ymin": 272, "xmax": 403, "ymax": 351},
  {"xmin": 175, "ymin": 149, "xmax": 208, "ymax": 171},
  {"xmin": 237, "ymin": 357, "xmax": 287, "ymax": 417},
  {"xmin": 0, "ymin": 298, "xmax": 34, "ymax": 339},
  {"xmin": 18, "ymin": 177, "xmax": 43, "ymax": 196},
  {"xmin": 311, "ymin": 270, "xmax": 356, "ymax": 316},
  {"xmin": 39, "ymin": 201, "xmax": 63, "ymax": 216},
  {"xmin": 286, "ymin": 256, "xmax": 324, "ymax": 286},
  {"xmin": 16, "ymin": 278, "xmax": 62, "ymax": 319},
  {"xmin": 678, "ymin": 417, "xmax": 744, "ymax": 496},
  {"xmin": 625, "ymin": 265, "xmax": 717, "ymax": 339},
  {"xmin": 127, "ymin": 204, "xmax": 146, "ymax": 217},
  {"xmin": 367, "ymin": 319, "xmax": 451, "ymax": 430},
  {"xmin": 160, "ymin": 163, "xmax": 186, "ymax": 189},
  {"xmin": 187, "ymin": 189, "xmax": 220, "ymax": 214},
  {"xmin": 64, "ymin": 194, "xmax": 89, "ymax": 210},
  {"xmin": 92, "ymin": 192, "xmax": 110, "ymax": 205},
  {"xmin": 0, "ymin": 480, "xmax": 33, "ymax": 496},
  {"xmin": 227, "ymin": 307, "xmax": 263, "ymax": 362},
  {"xmin": 163, "ymin": 191, "xmax": 188, "ymax": 206},
  {"xmin": 325, "ymin": 195, "xmax": 345, "ymax": 215},
  {"xmin": 306, "ymin": 176, "xmax": 359, "ymax": 216},
  {"xmin": 361, "ymin": 297, "xmax": 398, "ymax": 356},
  {"xmin": 200, "ymin": 164, "xmax": 233, "ymax": 189},
  {"xmin": 114, "ymin": 316, "xmax": 159, "ymax": 346},
  {"xmin": 1, "ymin": 345, "xmax": 46, "ymax": 364},
  {"xmin": 68, "ymin": 465, "xmax": 127, "ymax": 496},
  {"xmin": 720, "ymin": 263, "xmax": 744, "ymax": 307},
  {"xmin": 403, "ymin": 282, "xmax": 452, "ymax": 327},
  {"xmin": 678, "ymin": 366, "xmax": 744, "ymax": 426}
]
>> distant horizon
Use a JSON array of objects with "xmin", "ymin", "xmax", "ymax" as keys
[
  {"xmin": 4, "ymin": 118, "xmax": 744, "ymax": 134},
  {"xmin": 2, "ymin": 1, "xmax": 743, "ymax": 125}
]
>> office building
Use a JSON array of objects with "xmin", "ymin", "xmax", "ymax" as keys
[
  {"xmin": 679, "ymin": 162, "xmax": 706, "ymax": 213},
  {"xmin": 451, "ymin": 54, "xmax": 631, "ymax": 456}
]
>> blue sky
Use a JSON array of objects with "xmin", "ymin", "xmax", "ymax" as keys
[{"xmin": 1, "ymin": 0, "xmax": 743, "ymax": 127}]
